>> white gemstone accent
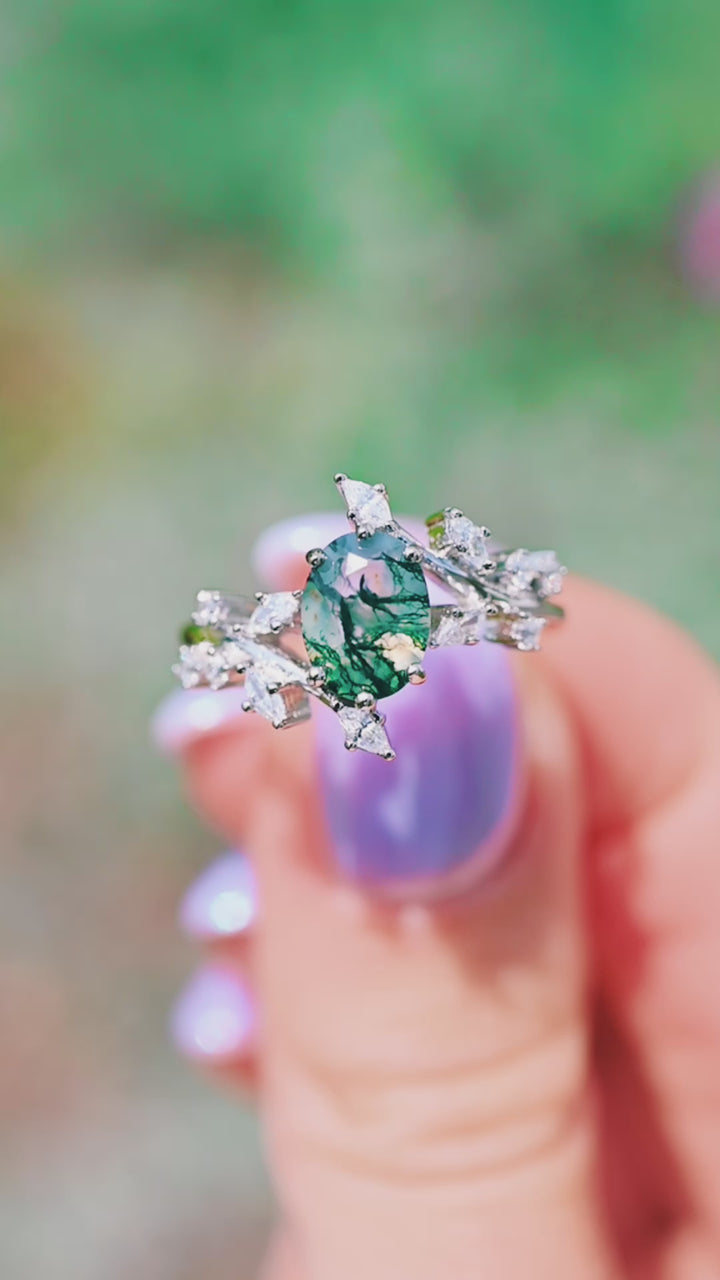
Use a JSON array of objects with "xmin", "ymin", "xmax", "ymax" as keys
[
  {"xmin": 429, "ymin": 607, "xmax": 483, "ymax": 647},
  {"xmin": 173, "ymin": 642, "xmax": 230, "ymax": 690},
  {"xmin": 192, "ymin": 591, "xmax": 229, "ymax": 628},
  {"xmin": 336, "ymin": 476, "xmax": 393, "ymax": 536},
  {"xmin": 434, "ymin": 512, "xmax": 489, "ymax": 564},
  {"xmin": 242, "ymin": 669, "xmax": 289, "ymax": 726},
  {"xmin": 221, "ymin": 639, "xmax": 252, "ymax": 671},
  {"xmin": 510, "ymin": 616, "xmax": 547, "ymax": 650},
  {"xmin": 337, "ymin": 707, "xmax": 395, "ymax": 759},
  {"xmin": 485, "ymin": 615, "xmax": 547, "ymax": 651},
  {"xmin": 249, "ymin": 591, "xmax": 300, "ymax": 634},
  {"xmin": 503, "ymin": 549, "xmax": 566, "ymax": 598},
  {"xmin": 249, "ymin": 648, "xmax": 304, "ymax": 688}
]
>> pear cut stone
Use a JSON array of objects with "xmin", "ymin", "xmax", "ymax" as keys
[
  {"xmin": 301, "ymin": 531, "xmax": 430, "ymax": 703},
  {"xmin": 335, "ymin": 476, "xmax": 393, "ymax": 536}
]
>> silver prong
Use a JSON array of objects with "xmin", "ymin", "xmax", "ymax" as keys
[
  {"xmin": 241, "ymin": 700, "xmax": 254, "ymax": 714},
  {"xmin": 292, "ymin": 588, "xmax": 303, "ymax": 599},
  {"xmin": 254, "ymin": 590, "xmax": 266, "ymax": 602},
  {"xmin": 408, "ymin": 664, "xmax": 427, "ymax": 685},
  {"xmin": 307, "ymin": 665, "xmax": 326, "ymax": 688},
  {"xmin": 355, "ymin": 690, "xmax": 376, "ymax": 710},
  {"xmin": 480, "ymin": 526, "xmax": 491, "ymax": 538},
  {"xmin": 334, "ymin": 472, "xmax": 347, "ymax": 485},
  {"xmin": 451, "ymin": 607, "xmax": 464, "ymax": 619},
  {"xmin": 374, "ymin": 482, "xmax": 387, "ymax": 495},
  {"xmin": 306, "ymin": 547, "xmax": 327, "ymax": 567},
  {"xmin": 482, "ymin": 560, "xmax": 496, "ymax": 572},
  {"xmin": 447, "ymin": 507, "xmax": 463, "ymax": 519},
  {"xmin": 485, "ymin": 603, "xmax": 500, "ymax": 617},
  {"xmin": 344, "ymin": 740, "xmax": 357, "ymax": 751},
  {"xmin": 382, "ymin": 749, "xmax": 396, "ymax": 761},
  {"xmin": 404, "ymin": 544, "xmax": 424, "ymax": 563},
  {"xmin": 266, "ymin": 681, "xmax": 281, "ymax": 694}
]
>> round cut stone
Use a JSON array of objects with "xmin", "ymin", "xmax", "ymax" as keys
[{"xmin": 301, "ymin": 531, "xmax": 430, "ymax": 703}]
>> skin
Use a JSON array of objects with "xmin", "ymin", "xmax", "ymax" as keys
[{"xmin": 176, "ymin": 564, "xmax": 720, "ymax": 1280}]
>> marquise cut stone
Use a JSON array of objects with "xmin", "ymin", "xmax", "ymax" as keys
[{"xmin": 301, "ymin": 531, "xmax": 430, "ymax": 703}]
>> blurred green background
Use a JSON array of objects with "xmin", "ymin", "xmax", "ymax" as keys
[{"xmin": 1, "ymin": 3, "xmax": 719, "ymax": 1277}]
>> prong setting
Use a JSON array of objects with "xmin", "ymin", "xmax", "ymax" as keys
[
  {"xmin": 355, "ymin": 690, "xmax": 376, "ymax": 710},
  {"xmin": 306, "ymin": 547, "xmax": 327, "ymax": 568},
  {"xmin": 404, "ymin": 544, "xmax": 424, "ymax": 563}
]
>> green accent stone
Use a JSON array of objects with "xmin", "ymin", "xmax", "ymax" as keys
[
  {"xmin": 181, "ymin": 622, "xmax": 223, "ymax": 646},
  {"xmin": 300, "ymin": 531, "xmax": 430, "ymax": 704}
]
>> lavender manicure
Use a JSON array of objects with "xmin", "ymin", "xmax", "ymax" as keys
[
  {"xmin": 179, "ymin": 851, "xmax": 257, "ymax": 941},
  {"xmin": 151, "ymin": 686, "xmax": 248, "ymax": 756},
  {"xmin": 171, "ymin": 967, "xmax": 255, "ymax": 1062},
  {"xmin": 315, "ymin": 642, "xmax": 522, "ymax": 891}
]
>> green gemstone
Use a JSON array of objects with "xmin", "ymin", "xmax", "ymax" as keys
[
  {"xmin": 300, "ymin": 531, "xmax": 430, "ymax": 704},
  {"xmin": 181, "ymin": 622, "xmax": 224, "ymax": 646}
]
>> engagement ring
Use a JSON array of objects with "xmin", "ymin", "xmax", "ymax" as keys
[{"xmin": 173, "ymin": 475, "xmax": 565, "ymax": 760}]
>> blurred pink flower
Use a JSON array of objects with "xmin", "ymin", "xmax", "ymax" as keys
[{"xmin": 680, "ymin": 174, "xmax": 720, "ymax": 299}]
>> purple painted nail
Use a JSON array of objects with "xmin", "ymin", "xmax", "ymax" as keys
[
  {"xmin": 315, "ymin": 642, "xmax": 523, "ymax": 894},
  {"xmin": 252, "ymin": 512, "xmax": 430, "ymax": 589},
  {"xmin": 151, "ymin": 686, "xmax": 248, "ymax": 756},
  {"xmin": 179, "ymin": 851, "xmax": 257, "ymax": 941},
  {"xmin": 253, "ymin": 513, "xmax": 348, "ymax": 586},
  {"xmin": 171, "ymin": 967, "xmax": 255, "ymax": 1062}
]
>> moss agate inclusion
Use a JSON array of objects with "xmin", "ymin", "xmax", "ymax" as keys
[{"xmin": 301, "ymin": 531, "xmax": 430, "ymax": 704}]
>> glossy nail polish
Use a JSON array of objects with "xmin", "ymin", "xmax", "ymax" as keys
[
  {"xmin": 171, "ymin": 967, "xmax": 255, "ymax": 1063},
  {"xmin": 179, "ymin": 851, "xmax": 257, "ymax": 941},
  {"xmin": 152, "ymin": 686, "xmax": 248, "ymax": 756},
  {"xmin": 315, "ymin": 642, "xmax": 522, "ymax": 894}
]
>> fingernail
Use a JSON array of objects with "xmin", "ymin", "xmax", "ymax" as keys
[
  {"xmin": 315, "ymin": 643, "xmax": 523, "ymax": 893},
  {"xmin": 151, "ymin": 686, "xmax": 248, "ymax": 756},
  {"xmin": 170, "ymin": 966, "xmax": 255, "ymax": 1063},
  {"xmin": 179, "ymin": 851, "xmax": 257, "ymax": 941},
  {"xmin": 252, "ymin": 512, "xmax": 429, "ymax": 589},
  {"xmin": 253, "ymin": 513, "xmax": 347, "ymax": 587}
]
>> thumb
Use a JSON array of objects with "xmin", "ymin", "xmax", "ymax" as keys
[{"xmin": 174, "ymin": 521, "xmax": 619, "ymax": 1280}]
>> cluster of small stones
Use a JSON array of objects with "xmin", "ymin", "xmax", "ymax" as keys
[
  {"xmin": 173, "ymin": 475, "xmax": 565, "ymax": 760},
  {"xmin": 174, "ymin": 574, "xmax": 395, "ymax": 756},
  {"xmin": 425, "ymin": 507, "xmax": 565, "ymax": 652}
]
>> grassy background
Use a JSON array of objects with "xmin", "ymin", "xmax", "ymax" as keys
[{"xmin": 1, "ymin": 3, "xmax": 719, "ymax": 1277}]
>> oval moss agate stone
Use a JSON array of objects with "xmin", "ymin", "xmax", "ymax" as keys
[{"xmin": 301, "ymin": 531, "xmax": 431, "ymax": 704}]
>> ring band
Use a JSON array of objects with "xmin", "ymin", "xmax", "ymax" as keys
[{"xmin": 173, "ymin": 474, "xmax": 566, "ymax": 760}]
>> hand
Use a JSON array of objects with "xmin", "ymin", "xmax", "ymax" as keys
[{"xmin": 154, "ymin": 513, "xmax": 720, "ymax": 1280}]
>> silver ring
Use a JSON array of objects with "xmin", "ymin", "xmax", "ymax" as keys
[{"xmin": 173, "ymin": 474, "xmax": 566, "ymax": 760}]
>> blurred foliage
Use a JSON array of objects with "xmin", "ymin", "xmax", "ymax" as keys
[
  {"xmin": 3, "ymin": 0, "xmax": 720, "ymax": 426},
  {"xmin": 4, "ymin": 0, "xmax": 720, "ymax": 255}
]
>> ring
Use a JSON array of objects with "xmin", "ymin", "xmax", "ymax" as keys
[{"xmin": 173, "ymin": 474, "xmax": 566, "ymax": 760}]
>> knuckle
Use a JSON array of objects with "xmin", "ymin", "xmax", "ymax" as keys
[{"xmin": 270, "ymin": 1012, "xmax": 589, "ymax": 1190}]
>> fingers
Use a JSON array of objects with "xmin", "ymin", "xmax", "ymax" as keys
[
  {"xmin": 158, "ymin": 515, "xmax": 621, "ymax": 1280},
  {"xmin": 541, "ymin": 580, "xmax": 720, "ymax": 1249},
  {"xmin": 171, "ymin": 851, "xmax": 259, "ymax": 1092},
  {"xmin": 178, "ymin": 849, "xmax": 257, "ymax": 946}
]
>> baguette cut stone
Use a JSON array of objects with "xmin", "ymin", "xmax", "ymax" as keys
[{"xmin": 301, "ymin": 531, "xmax": 430, "ymax": 703}]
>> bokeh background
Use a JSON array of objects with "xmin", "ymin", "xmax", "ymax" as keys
[{"xmin": 2, "ymin": 3, "xmax": 720, "ymax": 1276}]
